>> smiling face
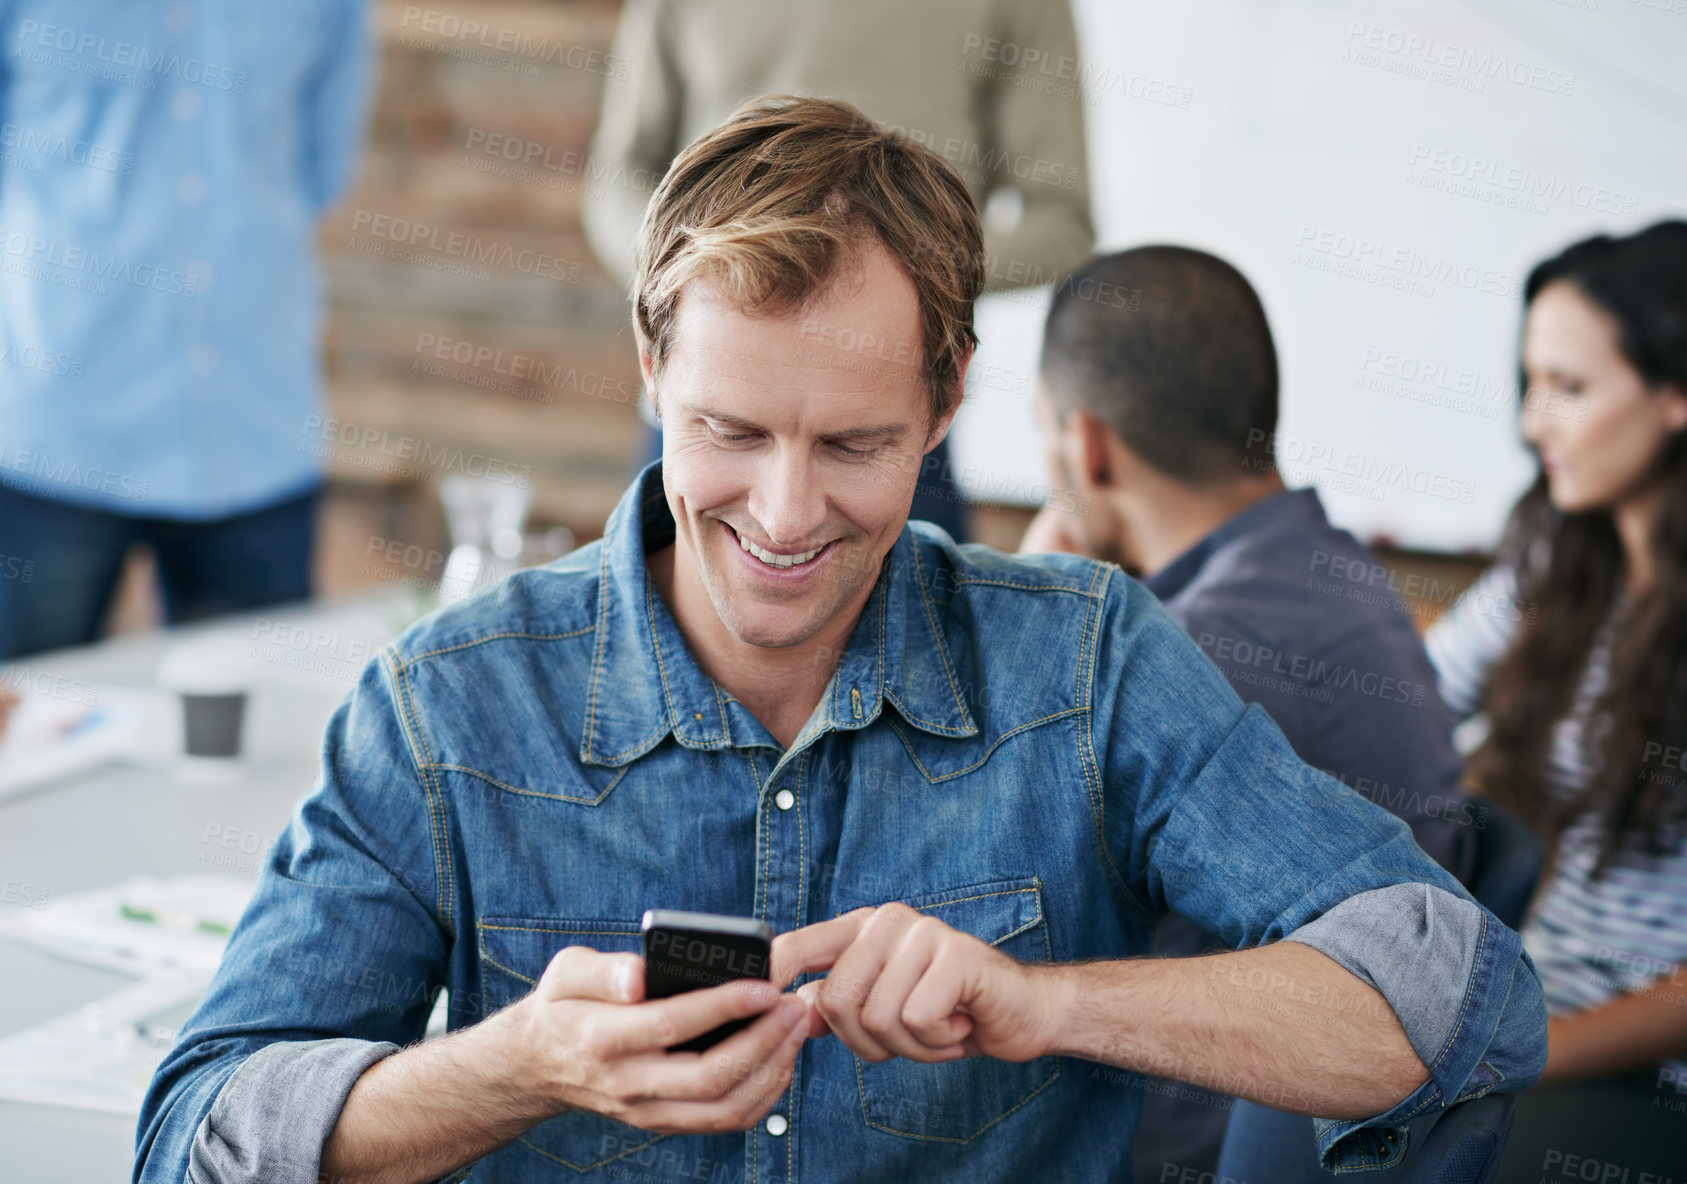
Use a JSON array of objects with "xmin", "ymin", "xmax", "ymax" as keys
[
  {"xmin": 644, "ymin": 238, "xmax": 959, "ymax": 652},
  {"xmin": 1520, "ymin": 281, "xmax": 1687, "ymax": 514}
]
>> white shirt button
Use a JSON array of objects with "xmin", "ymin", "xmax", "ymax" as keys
[
  {"xmin": 764, "ymin": 1113, "xmax": 788, "ymax": 1137},
  {"xmin": 774, "ymin": 789, "xmax": 795, "ymax": 811}
]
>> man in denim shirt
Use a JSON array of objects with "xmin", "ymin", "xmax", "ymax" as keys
[{"xmin": 136, "ymin": 98, "xmax": 1545, "ymax": 1184}]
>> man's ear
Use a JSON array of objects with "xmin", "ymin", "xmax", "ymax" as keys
[
  {"xmin": 1071, "ymin": 410, "xmax": 1118, "ymax": 492},
  {"xmin": 924, "ymin": 399, "xmax": 961, "ymax": 453},
  {"xmin": 922, "ymin": 349, "xmax": 972, "ymax": 453},
  {"xmin": 636, "ymin": 333, "xmax": 659, "ymax": 422},
  {"xmin": 954, "ymin": 344, "xmax": 974, "ymax": 392}
]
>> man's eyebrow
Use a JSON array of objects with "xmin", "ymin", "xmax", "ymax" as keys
[
  {"xmin": 821, "ymin": 423, "xmax": 909, "ymax": 442},
  {"xmin": 688, "ymin": 405, "xmax": 910, "ymax": 442},
  {"xmin": 687, "ymin": 406, "xmax": 766, "ymax": 432}
]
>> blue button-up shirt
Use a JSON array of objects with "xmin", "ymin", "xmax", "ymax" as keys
[
  {"xmin": 136, "ymin": 464, "xmax": 1545, "ymax": 1183},
  {"xmin": 0, "ymin": 0, "xmax": 370, "ymax": 518}
]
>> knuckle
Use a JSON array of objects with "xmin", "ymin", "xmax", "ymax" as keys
[
  {"xmin": 602, "ymin": 1067, "xmax": 640, "ymax": 1103},
  {"xmin": 861, "ymin": 1000, "xmax": 895, "ymax": 1035},
  {"xmin": 578, "ymin": 1029, "xmax": 613, "ymax": 1065},
  {"xmin": 687, "ymin": 1074, "xmax": 726, "ymax": 1103},
  {"xmin": 913, "ymin": 914, "xmax": 947, "ymax": 939},
  {"xmin": 874, "ymin": 902, "xmax": 915, "ymax": 926},
  {"xmin": 554, "ymin": 944, "xmax": 595, "ymax": 968},
  {"xmin": 542, "ymin": 945, "xmax": 597, "ymax": 991},
  {"xmin": 903, "ymin": 1002, "xmax": 940, "ymax": 1033},
  {"xmin": 648, "ymin": 1014, "xmax": 682, "ymax": 1049},
  {"xmin": 818, "ymin": 982, "xmax": 855, "ymax": 1017}
]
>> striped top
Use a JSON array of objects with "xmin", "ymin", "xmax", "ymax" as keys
[{"xmin": 1426, "ymin": 565, "xmax": 1687, "ymax": 1072}]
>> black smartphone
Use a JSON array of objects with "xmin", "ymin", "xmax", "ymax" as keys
[{"xmin": 641, "ymin": 909, "xmax": 776, "ymax": 1053}]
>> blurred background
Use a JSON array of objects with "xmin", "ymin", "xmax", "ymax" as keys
[
  {"xmin": 66, "ymin": 0, "xmax": 1684, "ymax": 635},
  {"xmin": 2, "ymin": 2, "xmax": 1684, "ymax": 1176}
]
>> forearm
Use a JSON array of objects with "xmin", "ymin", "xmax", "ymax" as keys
[
  {"xmin": 1542, "ymin": 969, "xmax": 1687, "ymax": 1083},
  {"xmin": 1046, "ymin": 941, "xmax": 1427, "ymax": 1117},
  {"xmin": 321, "ymin": 1004, "xmax": 555, "ymax": 1184}
]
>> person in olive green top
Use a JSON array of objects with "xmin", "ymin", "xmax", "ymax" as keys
[
  {"xmin": 586, "ymin": 0, "xmax": 1094, "ymax": 289},
  {"xmin": 585, "ymin": 0, "xmax": 1095, "ymax": 543}
]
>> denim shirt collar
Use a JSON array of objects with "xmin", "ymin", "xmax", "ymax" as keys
[
  {"xmin": 1143, "ymin": 487, "xmax": 1328, "ymax": 603},
  {"xmin": 579, "ymin": 462, "xmax": 977, "ymax": 767}
]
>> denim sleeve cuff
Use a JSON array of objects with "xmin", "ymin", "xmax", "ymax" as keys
[
  {"xmin": 187, "ymin": 1038, "xmax": 399, "ymax": 1184},
  {"xmin": 1283, "ymin": 883, "xmax": 1546, "ymax": 1172}
]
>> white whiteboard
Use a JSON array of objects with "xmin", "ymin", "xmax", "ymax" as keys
[{"xmin": 951, "ymin": 0, "xmax": 1687, "ymax": 552}]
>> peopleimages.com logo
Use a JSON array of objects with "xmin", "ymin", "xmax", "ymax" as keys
[{"xmin": 13, "ymin": 20, "xmax": 248, "ymax": 92}]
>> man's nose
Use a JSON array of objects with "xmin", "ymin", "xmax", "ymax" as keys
[{"xmin": 748, "ymin": 445, "xmax": 829, "ymax": 547}]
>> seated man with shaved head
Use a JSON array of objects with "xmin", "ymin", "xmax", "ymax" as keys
[
  {"xmin": 1022, "ymin": 246, "xmax": 1491, "ymax": 1179},
  {"xmin": 137, "ymin": 98, "xmax": 1544, "ymax": 1184}
]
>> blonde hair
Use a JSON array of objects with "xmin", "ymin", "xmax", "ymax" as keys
[{"xmin": 633, "ymin": 95, "xmax": 984, "ymax": 425}]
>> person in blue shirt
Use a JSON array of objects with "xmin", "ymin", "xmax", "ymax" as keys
[
  {"xmin": 136, "ymin": 97, "xmax": 1544, "ymax": 1184},
  {"xmin": 0, "ymin": 1, "xmax": 372, "ymax": 658},
  {"xmin": 1020, "ymin": 246, "xmax": 1493, "ymax": 1179}
]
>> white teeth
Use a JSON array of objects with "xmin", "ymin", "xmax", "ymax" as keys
[{"xmin": 736, "ymin": 531, "xmax": 823, "ymax": 568}]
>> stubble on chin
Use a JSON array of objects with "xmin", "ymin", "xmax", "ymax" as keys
[{"xmin": 708, "ymin": 543, "xmax": 883, "ymax": 651}]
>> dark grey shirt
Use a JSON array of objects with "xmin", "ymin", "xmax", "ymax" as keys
[
  {"xmin": 1133, "ymin": 488, "xmax": 1477, "ymax": 1179},
  {"xmin": 1146, "ymin": 488, "xmax": 1474, "ymax": 883}
]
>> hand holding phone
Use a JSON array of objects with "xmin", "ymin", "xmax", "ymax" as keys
[
  {"xmin": 642, "ymin": 909, "xmax": 775, "ymax": 1052},
  {"xmin": 500, "ymin": 936, "xmax": 807, "ymax": 1138}
]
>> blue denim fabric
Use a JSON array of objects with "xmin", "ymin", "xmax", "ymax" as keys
[{"xmin": 136, "ymin": 464, "xmax": 1544, "ymax": 1184}]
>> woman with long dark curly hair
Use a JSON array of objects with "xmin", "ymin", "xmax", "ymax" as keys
[{"xmin": 1427, "ymin": 220, "xmax": 1687, "ymax": 1173}]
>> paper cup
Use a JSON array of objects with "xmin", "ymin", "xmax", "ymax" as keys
[{"xmin": 157, "ymin": 639, "xmax": 252, "ymax": 763}]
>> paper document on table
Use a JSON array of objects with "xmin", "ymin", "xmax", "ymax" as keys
[
  {"xmin": 0, "ymin": 975, "xmax": 204, "ymax": 1115},
  {"xmin": 0, "ymin": 874, "xmax": 254, "ymax": 978},
  {"xmin": 0, "ymin": 688, "xmax": 173, "ymax": 802}
]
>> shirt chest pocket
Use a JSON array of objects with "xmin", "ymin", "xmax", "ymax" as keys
[
  {"xmin": 478, "ymin": 916, "xmax": 672, "ymax": 1175},
  {"xmin": 845, "ymin": 877, "xmax": 1061, "ymax": 1142}
]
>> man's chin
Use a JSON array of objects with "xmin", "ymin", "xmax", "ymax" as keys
[
  {"xmin": 715, "ymin": 600, "xmax": 828, "ymax": 650},
  {"xmin": 696, "ymin": 547, "xmax": 869, "ymax": 649}
]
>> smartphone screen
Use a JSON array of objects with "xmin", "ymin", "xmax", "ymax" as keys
[{"xmin": 641, "ymin": 910, "xmax": 775, "ymax": 1053}]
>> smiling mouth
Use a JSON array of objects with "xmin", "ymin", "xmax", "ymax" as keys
[{"xmin": 728, "ymin": 524, "xmax": 830, "ymax": 569}]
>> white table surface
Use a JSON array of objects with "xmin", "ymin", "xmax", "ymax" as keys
[{"xmin": 0, "ymin": 592, "xmax": 418, "ymax": 1183}]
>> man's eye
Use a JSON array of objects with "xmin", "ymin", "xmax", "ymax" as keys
[
  {"xmin": 831, "ymin": 442, "xmax": 877, "ymax": 458},
  {"xmin": 706, "ymin": 426, "xmax": 756, "ymax": 443}
]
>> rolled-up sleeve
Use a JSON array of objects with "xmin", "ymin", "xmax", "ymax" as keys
[
  {"xmin": 134, "ymin": 648, "xmax": 451, "ymax": 1184},
  {"xmin": 1287, "ymin": 884, "xmax": 1546, "ymax": 1170},
  {"xmin": 187, "ymin": 1039, "xmax": 398, "ymax": 1184},
  {"xmin": 1091, "ymin": 578, "xmax": 1546, "ymax": 1171}
]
